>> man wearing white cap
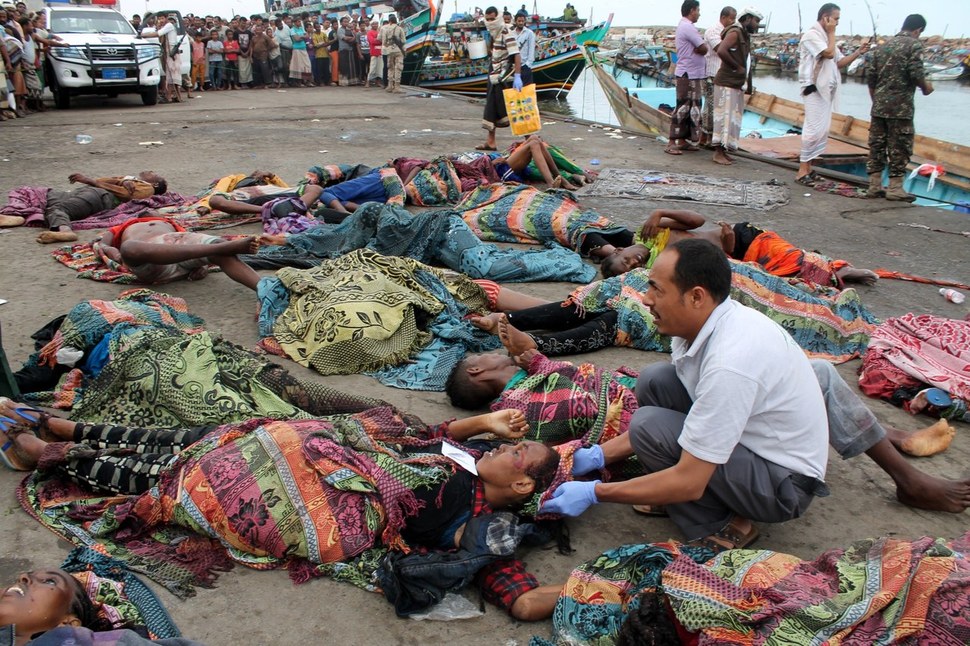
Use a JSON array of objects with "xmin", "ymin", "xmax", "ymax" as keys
[{"xmin": 711, "ymin": 6, "xmax": 761, "ymax": 165}]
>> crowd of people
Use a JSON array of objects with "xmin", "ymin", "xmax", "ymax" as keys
[
  {"xmin": 0, "ymin": 2, "xmax": 967, "ymax": 645},
  {"xmin": 136, "ymin": 10, "xmax": 408, "ymax": 99},
  {"xmin": 663, "ymin": 1, "xmax": 933, "ymax": 203},
  {"xmin": 0, "ymin": 1, "xmax": 64, "ymax": 120}
]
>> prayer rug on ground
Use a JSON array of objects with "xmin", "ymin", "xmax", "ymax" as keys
[{"xmin": 576, "ymin": 169, "xmax": 790, "ymax": 211}]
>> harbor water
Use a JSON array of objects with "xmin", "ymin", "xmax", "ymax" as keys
[{"xmin": 541, "ymin": 68, "xmax": 970, "ymax": 147}]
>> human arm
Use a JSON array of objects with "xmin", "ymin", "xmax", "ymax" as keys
[
  {"xmin": 816, "ymin": 16, "xmax": 838, "ymax": 59},
  {"xmin": 67, "ymin": 174, "xmax": 146, "ymax": 201},
  {"xmin": 510, "ymin": 584, "xmax": 560, "ymax": 621},
  {"xmin": 836, "ymin": 40, "xmax": 868, "ymax": 69},
  {"xmin": 639, "ymin": 208, "xmax": 706, "ymax": 239},
  {"xmin": 96, "ymin": 229, "xmax": 123, "ymax": 262},
  {"xmin": 908, "ymin": 41, "xmax": 933, "ymax": 95},
  {"xmin": 685, "ymin": 25, "xmax": 707, "ymax": 55},
  {"xmin": 715, "ymin": 28, "xmax": 743, "ymax": 72},
  {"xmin": 443, "ymin": 410, "xmax": 529, "ymax": 442}
]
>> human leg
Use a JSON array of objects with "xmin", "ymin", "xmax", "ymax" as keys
[
  {"xmin": 634, "ymin": 362, "xmax": 693, "ymax": 412},
  {"xmin": 120, "ymin": 233, "xmax": 261, "ymax": 289},
  {"xmin": 477, "ymin": 304, "xmax": 619, "ymax": 355},
  {"xmin": 505, "ymin": 137, "xmax": 564, "ymax": 187},
  {"xmin": 37, "ymin": 187, "xmax": 115, "ymax": 244},
  {"xmin": 885, "ymin": 118, "xmax": 916, "ymax": 202},
  {"xmin": 208, "ymin": 195, "xmax": 264, "ymax": 215},
  {"xmin": 811, "ymin": 359, "xmax": 969, "ymax": 512}
]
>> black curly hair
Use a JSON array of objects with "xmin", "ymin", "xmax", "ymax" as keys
[{"xmin": 615, "ymin": 591, "xmax": 681, "ymax": 646}]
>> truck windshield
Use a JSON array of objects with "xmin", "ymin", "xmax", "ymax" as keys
[{"xmin": 51, "ymin": 11, "xmax": 136, "ymax": 35}]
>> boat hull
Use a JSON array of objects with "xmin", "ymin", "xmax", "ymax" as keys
[
  {"xmin": 418, "ymin": 18, "xmax": 611, "ymax": 96},
  {"xmin": 584, "ymin": 45, "xmax": 970, "ymax": 207}
]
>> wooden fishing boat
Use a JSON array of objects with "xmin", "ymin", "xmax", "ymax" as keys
[
  {"xmin": 584, "ymin": 44, "xmax": 970, "ymax": 207},
  {"xmin": 416, "ymin": 14, "xmax": 612, "ymax": 97},
  {"xmin": 269, "ymin": 0, "xmax": 441, "ymax": 85},
  {"xmin": 613, "ymin": 44, "xmax": 674, "ymax": 87}
]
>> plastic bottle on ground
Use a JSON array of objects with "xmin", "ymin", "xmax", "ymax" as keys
[
  {"xmin": 75, "ymin": 134, "xmax": 93, "ymax": 144},
  {"xmin": 940, "ymin": 288, "xmax": 966, "ymax": 304}
]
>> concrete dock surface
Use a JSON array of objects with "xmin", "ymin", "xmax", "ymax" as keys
[{"xmin": 0, "ymin": 86, "xmax": 967, "ymax": 645}]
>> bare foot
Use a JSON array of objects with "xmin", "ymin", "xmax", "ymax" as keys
[
  {"xmin": 11, "ymin": 433, "xmax": 47, "ymax": 469},
  {"xmin": 258, "ymin": 233, "xmax": 288, "ymax": 247},
  {"xmin": 213, "ymin": 235, "xmax": 257, "ymax": 255},
  {"xmin": 36, "ymin": 230, "xmax": 79, "ymax": 244},
  {"xmin": 897, "ymin": 419, "xmax": 955, "ymax": 457},
  {"xmin": 484, "ymin": 409, "xmax": 530, "ymax": 440},
  {"xmin": 895, "ymin": 471, "xmax": 970, "ymax": 512},
  {"xmin": 0, "ymin": 215, "xmax": 25, "ymax": 227},
  {"xmin": 712, "ymin": 149, "xmax": 734, "ymax": 165},
  {"xmin": 469, "ymin": 312, "xmax": 505, "ymax": 334},
  {"xmin": 497, "ymin": 318, "xmax": 538, "ymax": 357},
  {"xmin": 837, "ymin": 267, "xmax": 879, "ymax": 286},
  {"xmin": 551, "ymin": 176, "xmax": 564, "ymax": 189}
]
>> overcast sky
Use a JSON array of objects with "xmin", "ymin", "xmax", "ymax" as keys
[{"xmin": 120, "ymin": 1, "xmax": 965, "ymax": 37}]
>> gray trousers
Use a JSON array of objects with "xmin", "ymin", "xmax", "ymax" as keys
[
  {"xmin": 629, "ymin": 362, "xmax": 838, "ymax": 540},
  {"xmin": 44, "ymin": 187, "xmax": 118, "ymax": 230}
]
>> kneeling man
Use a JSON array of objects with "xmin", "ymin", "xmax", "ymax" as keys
[{"xmin": 543, "ymin": 238, "xmax": 830, "ymax": 550}]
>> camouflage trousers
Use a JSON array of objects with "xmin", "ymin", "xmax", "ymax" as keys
[
  {"xmin": 866, "ymin": 116, "xmax": 914, "ymax": 177},
  {"xmin": 386, "ymin": 52, "xmax": 404, "ymax": 87}
]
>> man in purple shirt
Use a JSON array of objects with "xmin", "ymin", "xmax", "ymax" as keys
[{"xmin": 666, "ymin": 0, "xmax": 709, "ymax": 155}]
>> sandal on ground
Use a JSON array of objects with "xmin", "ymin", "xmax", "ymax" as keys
[
  {"xmin": 664, "ymin": 146, "xmax": 683, "ymax": 156},
  {"xmin": 0, "ymin": 398, "xmax": 52, "ymax": 438},
  {"xmin": 795, "ymin": 174, "xmax": 817, "ymax": 187},
  {"xmin": 631, "ymin": 504, "xmax": 668, "ymax": 517},
  {"xmin": 475, "ymin": 144, "xmax": 497, "ymax": 151},
  {"xmin": 688, "ymin": 517, "xmax": 759, "ymax": 554}
]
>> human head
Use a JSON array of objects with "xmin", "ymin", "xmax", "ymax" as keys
[
  {"xmin": 614, "ymin": 591, "xmax": 680, "ymax": 646},
  {"xmin": 131, "ymin": 14, "xmax": 141, "ymax": 26},
  {"xmin": 475, "ymin": 441, "xmax": 561, "ymax": 505},
  {"xmin": 445, "ymin": 353, "xmax": 516, "ymax": 410},
  {"xmin": 503, "ymin": 10, "xmax": 513, "ymax": 23},
  {"xmin": 138, "ymin": 171, "xmax": 167, "ymax": 194},
  {"xmin": 817, "ymin": 3, "xmax": 840, "ymax": 22},
  {"xmin": 388, "ymin": 14, "xmax": 398, "ymax": 24},
  {"xmin": 283, "ymin": 15, "xmax": 292, "ymax": 26},
  {"xmin": 601, "ymin": 245, "xmax": 649, "ymax": 278},
  {"xmin": 515, "ymin": 13, "xmax": 527, "ymax": 29},
  {"xmin": 210, "ymin": 29, "xmax": 219, "ymax": 39},
  {"xmin": 370, "ymin": 20, "xmax": 378, "ymax": 30},
  {"xmin": 901, "ymin": 14, "xmax": 926, "ymax": 34},
  {"xmin": 738, "ymin": 7, "xmax": 762, "ymax": 32},
  {"xmin": 340, "ymin": 15, "xmax": 350, "ymax": 26},
  {"xmin": 485, "ymin": 6, "xmax": 498, "ymax": 20},
  {"xmin": 642, "ymin": 239, "xmax": 731, "ymax": 340},
  {"xmin": 719, "ymin": 5, "xmax": 736, "ymax": 26},
  {"xmin": 681, "ymin": 0, "xmax": 700, "ymax": 20},
  {"xmin": 0, "ymin": 569, "xmax": 103, "ymax": 638}
]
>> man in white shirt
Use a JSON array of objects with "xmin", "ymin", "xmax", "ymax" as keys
[
  {"xmin": 543, "ymin": 238, "xmax": 830, "ymax": 551},
  {"xmin": 513, "ymin": 12, "xmax": 535, "ymax": 85},
  {"xmin": 701, "ymin": 6, "xmax": 736, "ymax": 146}
]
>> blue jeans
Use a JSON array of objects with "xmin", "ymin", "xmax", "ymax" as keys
[{"xmin": 208, "ymin": 60, "xmax": 223, "ymax": 88}]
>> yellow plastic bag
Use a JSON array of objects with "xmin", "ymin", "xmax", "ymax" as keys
[{"xmin": 503, "ymin": 83, "xmax": 541, "ymax": 136}]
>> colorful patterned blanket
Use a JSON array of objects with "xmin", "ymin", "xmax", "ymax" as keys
[
  {"xmin": 565, "ymin": 260, "xmax": 877, "ymax": 362},
  {"xmin": 246, "ymin": 202, "xmax": 596, "ymax": 283},
  {"xmin": 664, "ymin": 533, "xmax": 970, "ymax": 644},
  {"xmin": 531, "ymin": 534, "xmax": 970, "ymax": 645},
  {"xmin": 19, "ymin": 410, "xmax": 460, "ymax": 598},
  {"xmin": 261, "ymin": 249, "xmax": 500, "ymax": 389},
  {"xmin": 530, "ymin": 542, "xmax": 715, "ymax": 646},
  {"xmin": 860, "ymin": 313, "xmax": 970, "ymax": 402},
  {"xmin": 456, "ymin": 183, "xmax": 627, "ymax": 253}
]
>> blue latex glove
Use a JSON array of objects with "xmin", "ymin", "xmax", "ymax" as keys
[
  {"xmin": 572, "ymin": 445, "xmax": 605, "ymax": 476},
  {"xmin": 512, "ymin": 73, "xmax": 523, "ymax": 91},
  {"xmin": 540, "ymin": 480, "xmax": 600, "ymax": 517}
]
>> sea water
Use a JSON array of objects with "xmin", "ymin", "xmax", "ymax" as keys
[{"xmin": 542, "ymin": 68, "xmax": 970, "ymax": 147}]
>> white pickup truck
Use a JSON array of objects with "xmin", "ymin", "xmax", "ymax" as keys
[{"xmin": 44, "ymin": 5, "xmax": 162, "ymax": 109}]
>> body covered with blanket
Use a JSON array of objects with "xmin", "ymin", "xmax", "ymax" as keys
[{"xmin": 23, "ymin": 408, "xmax": 560, "ymax": 615}]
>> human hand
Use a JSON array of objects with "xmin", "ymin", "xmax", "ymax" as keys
[
  {"xmin": 485, "ymin": 409, "xmax": 530, "ymax": 440},
  {"xmin": 512, "ymin": 348, "xmax": 537, "ymax": 368},
  {"xmin": 639, "ymin": 210, "xmax": 662, "ymax": 239},
  {"xmin": 857, "ymin": 41, "xmax": 871, "ymax": 54},
  {"xmin": 512, "ymin": 73, "xmax": 523, "ymax": 91},
  {"xmin": 572, "ymin": 445, "xmax": 605, "ymax": 475},
  {"xmin": 68, "ymin": 173, "xmax": 87, "ymax": 184},
  {"xmin": 922, "ymin": 81, "xmax": 934, "ymax": 96},
  {"xmin": 822, "ymin": 15, "xmax": 837, "ymax": 34},
  {"xmin": 540, "ymin": 480, "xmax": 600, "ymax": 516}
]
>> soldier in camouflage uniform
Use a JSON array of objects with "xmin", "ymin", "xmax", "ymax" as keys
[{"xmin": 866, "ymin": 14, "xmax": 934, "ymax": 201}]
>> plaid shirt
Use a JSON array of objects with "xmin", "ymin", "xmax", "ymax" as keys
[{"xmin": 429, "ymin": 423, "xmax": 540, "ymax": 612}]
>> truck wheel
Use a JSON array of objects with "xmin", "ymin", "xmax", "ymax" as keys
[
  {"xmin": 141, "ymin": 85, "xmax": 158, "ymax": 106},
  {"xmin": 52, "ymin": 83, "xmax": 70, "ymax": 110}
]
